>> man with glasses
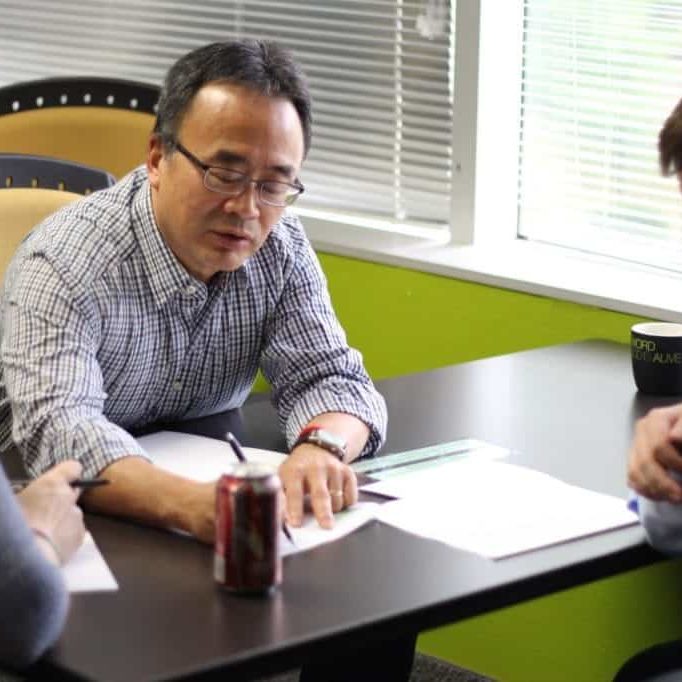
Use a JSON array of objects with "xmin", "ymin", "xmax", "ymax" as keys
[{"xmin": 0, "ymin": 41, "xmax": 386, "ymax": 550}]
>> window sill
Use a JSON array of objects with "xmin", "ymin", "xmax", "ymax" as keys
[{"xmin": 303, "ymin": 216, "xmax": 682, "ymax": 322}]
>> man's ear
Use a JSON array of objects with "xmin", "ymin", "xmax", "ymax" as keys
[{"xmin": 147, "ymin": 135, "xmax": 165, "ymax": 189}]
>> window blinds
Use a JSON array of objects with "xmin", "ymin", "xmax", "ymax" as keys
[
  {"xmin": 519, "ymin": 0, "xmax": 682, "ymax": 270},
  {"xmin": 0, "ymin": 0, "xmax": 454, "ymax": 229}
]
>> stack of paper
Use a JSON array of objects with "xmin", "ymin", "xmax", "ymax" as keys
[{"xmin": 361, "ymin": 459, "xmax": 638, "ymax": 559}]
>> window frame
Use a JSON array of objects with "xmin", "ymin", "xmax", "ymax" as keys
[{"xmin": 302, "ymin": 0, "xmax": 682, "ymax": 322}]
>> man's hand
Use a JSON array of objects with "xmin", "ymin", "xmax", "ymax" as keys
[
  {"xmin": 17, "ymin": 460, "xmax": 86, "ymax": 565},
  {"xmin": 628, "ymin": 404, "xmax": 682, "ymax": 503},
  {"xmin": 279, "ymin": 444, "xmax": 358, "ymax": 529}
]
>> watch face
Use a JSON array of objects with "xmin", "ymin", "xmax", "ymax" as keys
[{"xmin": 316, "ymin": 429, "xmax": 346, "ymax": 450}]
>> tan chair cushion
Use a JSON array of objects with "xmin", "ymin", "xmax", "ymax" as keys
[
  {"xmin": 0, "ymin": 188, "xmax": 81, "ymax": 278},
  {"xmin": 0, "ymin": 107, "xmax": 154, "ymax": 179}
]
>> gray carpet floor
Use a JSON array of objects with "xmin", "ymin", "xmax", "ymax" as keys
[
  {"xmin": 411, "ymin": 653, "xmax": 495, "ymax": 681},
  {"xmin": 253, "ymin": 652, "xmax": 495, "ymax": 682}
]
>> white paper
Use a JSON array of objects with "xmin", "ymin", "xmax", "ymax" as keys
[
  {"xmin": 280, "ymin": 502, "xmax": 379, "ymax": 556},
  {"xmin": 373, "ymin": 461, "xmax": 638, "ymax": 559},
  {"xmin": 62, "ymin": 532, "xmax": 118, "ymax": 592},
  {"xmin": 137, "ymin": 431, "xmax": 287, "ymax": 481},
  {"xmin": 138, "ymin": 431, "xmax": 374, "ymax": 555}
]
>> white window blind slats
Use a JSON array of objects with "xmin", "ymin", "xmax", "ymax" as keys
[
  {"xmin": 524, "ymin": 55, "xmax": 680, "ymax": 80},
  {"xmin": 521, "ymin": 182, "xmax": 673, "ymax": 214},
  {"xmin": 519, "ymin": 0, "xmax": 682, "ymax": 270},
  {"xmin": 313, "ymin": 130, "xmax": 394, "ymax": 150},
  {"xmin": 308, "ymin": 155, "xmax": 395, "ymax": 178},
  {"xmin": 312, "ymin": 99, "xmax": 449, "ymax": 126},
  {"xmin": 0, "ymin": 0, "xmax": 454, "ymax": 229},
  {"xmin": 402, "ymin": 153, "xmax": 451, "ymax": 171}
]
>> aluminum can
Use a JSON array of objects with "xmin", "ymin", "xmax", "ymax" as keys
[{"xmin": 214, "ymin": 463, "xmax": 282, "ymax": 594}]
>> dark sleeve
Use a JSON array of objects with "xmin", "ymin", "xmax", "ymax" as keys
[{"xmin": 0, "ymin": 468, "xmax": 69, "ymax": 669}]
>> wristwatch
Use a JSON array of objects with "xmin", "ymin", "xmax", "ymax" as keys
[{"xmin": 293, "ymin": 425, "xmax": 347, "ymax": 462}]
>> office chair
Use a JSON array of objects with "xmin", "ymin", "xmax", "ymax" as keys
[
  {"xmin": 0, "ymin": 153, "xmax": 116, "ymax": 194},
  {"xmin": 0, "ymin": 77, "xmax": 160, "ymax": 178},
  {"xmin": 0, "ymin": 153, "xmax": 113, "ymax": 278},
  {"xmin": 614, "ymin": 640, "xmax": 682, "ymax": 681},
  {"xmin": 0, "ymin": 187, "xmax": 83, "ymax": 279}
]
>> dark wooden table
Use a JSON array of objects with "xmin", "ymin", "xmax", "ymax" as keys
[{"xmin": 23, "ymin": 340, "xmax": 672, "ymax": 681}]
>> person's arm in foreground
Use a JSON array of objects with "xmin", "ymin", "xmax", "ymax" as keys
[
  {"xmin": 628, "ymin": 404, "xmax": 682, "ymax": 553},
  {"xmin": 0, "ymin": 461, "xmax": 85, "ymax": 669},
  {"xmin": 628, "ymin": 404, "xmax": 682, "ymax": 501}
]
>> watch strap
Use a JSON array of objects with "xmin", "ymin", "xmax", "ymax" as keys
[{"xmin": 293, "ymin": 425, "xmax": 347, "ymax": 462}]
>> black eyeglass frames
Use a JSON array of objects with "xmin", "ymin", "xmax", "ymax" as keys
[{"xmin": 172, "ymin": 140, "xmax": 304, "ymax": 207}]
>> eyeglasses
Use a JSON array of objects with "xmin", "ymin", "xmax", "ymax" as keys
[{"xmin": 171, "ymin": 140, "xmax": 305, "ymax": 207}]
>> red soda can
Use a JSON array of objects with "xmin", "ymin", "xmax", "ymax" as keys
[{"xmin": 214, "ymin": 463, "xmax": 282, "ymax": 595}]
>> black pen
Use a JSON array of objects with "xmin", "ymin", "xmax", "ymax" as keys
[
  {"xmin": 225, "ymin": 432, "xmax": 295, "ymax": 545},
  {"xmin": 225, "ymin": 431, "xmax": 247, "ymax": 463},
  {"xmin": 71, "ymin": 478, "xmax": 110, "ymax": 489},
  {"xmin": 10, "ymin": 478, "xmax": 110, "ymax": 493}
]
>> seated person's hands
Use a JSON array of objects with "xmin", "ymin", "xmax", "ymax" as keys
[
  {"xmin": 16, "ymin": 460, "xmax": 86, "ymax": 565},
  {"xmin": 629, "ymin": 405, "xmax": 682, "ymax": 503},
  {"xmin": 279, "ymin": 445, "xmax": 358, "ymax": 529}
]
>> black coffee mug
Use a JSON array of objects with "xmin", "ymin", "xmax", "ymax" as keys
[{"xmin": 631, "ymin": 322, "xmax": 682, "ymax": 394}]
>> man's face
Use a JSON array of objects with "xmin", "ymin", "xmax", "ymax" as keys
[{"xmin": 147, "ymin": 82, "xmax": 305, "ymax": 281}]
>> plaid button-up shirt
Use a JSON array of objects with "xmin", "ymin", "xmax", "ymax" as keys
[{"xmin": 0, "ymin": 167, "xmax": 386, "ymax": 477}]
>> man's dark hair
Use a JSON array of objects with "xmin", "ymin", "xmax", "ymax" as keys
[
  {"xmin": 153, "ymin": 39, "xmax": 312, "ymax": 156},
  {"xmin": 659, "ymin": 97, "xmax": 682, "ymax": 176}
]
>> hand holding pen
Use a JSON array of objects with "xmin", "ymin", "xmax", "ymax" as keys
[
  {"xmin": 11, "ymin": 477, "xmax": 110, "ymax": 493},
  {"xmin": 13, "ymin": 460, "xmax": 89, "ymax": 565}
]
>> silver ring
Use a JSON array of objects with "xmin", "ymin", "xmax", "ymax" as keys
[{"xmin": 330, "ymin": 490, "xmax": 343, "ymax": 497}]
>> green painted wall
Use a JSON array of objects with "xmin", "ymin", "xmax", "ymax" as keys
[
  {"xmin": 254, "ymin": 253, "xmax": 645, "ymax": 392},
  {"xmin": 309, "ymin": 253, "xmax": 674, "ymax": 682},
  {"xmin": 317, "ymin": 253, "xmax": 645, "ymax": 378},
  {"xmin": 418, "ymin": 559, "xmax": 682, "ymax": 681}
]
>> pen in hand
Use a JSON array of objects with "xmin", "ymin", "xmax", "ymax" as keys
[
  {"xmin": 10, "ymin": 478, "xmax": 110, "ymax": 493},
  {"xmin": 71, "ymin": 478, "xmax": 110, "ymax": 489},
  {"xmin": 225, "ymin": 431, "xmax": 295, "ymax": 545}
]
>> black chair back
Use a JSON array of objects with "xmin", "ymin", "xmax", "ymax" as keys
[
  {"xmin": 0, "ymin": 153, "xmax": 116, "ymax": 194},
  {"xmin": 0, "ymin": 76, "xmax": 159, "ymax": 115}
]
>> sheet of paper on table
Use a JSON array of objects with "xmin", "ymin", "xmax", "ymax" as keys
[
  {"xmin": 62, "ymin": 532, "xmax": 118, "ymax": 593},
  {"xmin": 137, "ymin": 430, "xmax": 287, "ymax": 480},
  {"xmin": 369, "ymin": 459, "xmax": 638, "ymax": 559},
  {"xmin": 279, "ymin": 502, "xmax": 379, "ymax": 556},
  {"xmin": 138, "ymin": 431, "xmax": 378, "ymax": 556}
]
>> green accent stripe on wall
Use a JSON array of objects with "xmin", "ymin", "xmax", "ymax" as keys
[
  {"xmin": 417, "ymin": 558, "xmax": 682, "ymax": 682},
  {"xmin": 318, "ymin": 252, "xmax": 647, "ymax": 380}
]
